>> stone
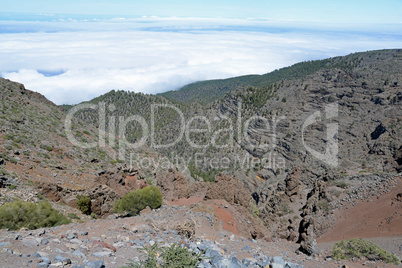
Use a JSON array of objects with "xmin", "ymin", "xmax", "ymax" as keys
[
  {"xmin": 83, "ymin": 260, "xmax": 105, "ymax": 268},
  {"xmin": 272, "ymin": 256, "xmax": 285, "ymax": 264},
  {"xmin": 113, "ymin": 242, "xmax": 126, "ymax": 248},
  {"xmin": 285, "ymin": 263, "xmax": 304, "ymax": 268},
  {"xmin": 0, "ymin": 242, "xmax": 10, "ymax": 247},
  {"xmin": 270, "ymin": 264, "xmax": 285, "ymax": 268},
  {"xmin": 92, "ymin": 240, "xmax": 116, "ymax": 252},
  {"xmin": 73, "ymin": 250, "xmax": 86, "ymax": 258},
  {"xmin": 197, "ymin": 244, "xmax": 209, "ymax": 251},
  {"xmin": 140, "ymin": 206, "xmax": 152, "ymax": 215},
  {"xmin": 299, "ymin": 239, "xmax": 319, "ymax": 256},
  {"xmin": 37, "ymin": 229, "xmax": 46, "ymax": 236},
  {"xmin": 66, "ymin": 230, "xmax": 78, "ymax": 239},
  {"xmin": 54, "ymin": 255, "xmax": 71, "ymax": 265},
  {"xmin": 92, "ymin": 251, "xmax": 113, "ymax": 257},
  {"xmin": 22, "ymin": 238, "xmax": 39, "ymax": 247},
  {"xmin": 34, "ymin": 251, "xmax": 49, "ymax": 257},
  {"xmin": 70, "ymin": 238, "xmax": 83, "ymax": 244},
  {"xmin": 39, "ymin": 256, "xmax": 51, "ymax": 264}
]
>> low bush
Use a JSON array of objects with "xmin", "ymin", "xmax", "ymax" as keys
[
  {"xmin": 68, "ymin": 213, "xmax": 80, "ymax": 220},
  {"xmin": 122, "ymin": 242, "xmax": 205, "ymax": 268},
  {"xmin": 248, "ymin": 200, "xmax": 259, "ymax": 218},
  {"xmin": 113, "ymin": 186, "xmax": 162, "ymax": 215},
  {"xmin": 333, "ymin": 238, "xmax": 399, "ymax": 265},
  {"xmin": 77, "ymin": 195, "xmax": 91, "ymax": 215},
  {"xmin": 0, "ymin": 200, "xmax": 71, "ymax": 230},
  {"xmin": 331, "ymin": 180, "xmax": 349, "ymax": 189}
]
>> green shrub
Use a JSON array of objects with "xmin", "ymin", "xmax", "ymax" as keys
[
  {"xmin": 122, "ymin": 242, "xmax": 205, "ymax": 268},
  {"xmin": 333, "ymin": 238, "xmax": 399, "ymax": 265},
  {"xmin": 332, "ymin": 180, "xmax": 349, "ymax": 189},
  {"xmin": 7, "ymin": 185, "xmax": 16, "ymax": 190},
  {"xmin": 248, "ymin": 200, "xmax": 259, "ymax": 218},
  {"xmin": 114, "ymin": 186, "xmax": 162, "ymax": 215},
  {"xmin": 40, "ymin": 144, "xmax": 53, "ymax": 152},
  {"xmin": 0, "ymin": 200, "xmax": 71, "ymax": 230},
  {"xmin": 77, "ymin": 195, "xmax": 91, "ymax": 215},
  {"xmin": 0, "ymin": 168, "xmax": 10, "ymax": 176},
  {"xmin": 68, "ymin": 213, "xmax": 80, "ymax": 220}
]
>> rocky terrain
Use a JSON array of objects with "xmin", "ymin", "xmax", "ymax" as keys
[
  {"xmin": 0, "ymin": 199, "xmax": 400, "ymax": 268},
  {"xmin": 0, "ymin": 49, "xmax": 402, "ymax": 267}
]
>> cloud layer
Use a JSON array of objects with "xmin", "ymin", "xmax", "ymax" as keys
[{"xmin": 1, "ymin": 17, "xmax": 401, "ymax": 104}]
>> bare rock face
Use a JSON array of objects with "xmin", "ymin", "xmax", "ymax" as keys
[
  {"xmin": 285, "ymin": 167, "xmax": 301, "ymax": 202},
  {"xmin": 34, "ymin": 182, "xmax": 65, "ymax": 202},
  {"xmin": 34, "ymin": 181, "xmax": 120, "ymax": 216},
  {"xmin": 95, "ymin": 165, "xmax": 146, "ymax": 197},
  {"xmin": 157, "ymin": 169, "xmax": 189, "ymax": 201},
  {"xmin": 89, "ymin": 185, "xmax": 120, "ymax": 216},
  {"xmin": 204, "ymin": 174, "xmax": 251, "ymax": 208},
  {"xmin": 188, "ymin": 182, "xmax": 209, "ymax": 198},
  {"xmin": 394, "ymin": 145, "xmax": 402, "ymax": 172},
  {"xmin": 297, "ymin": 180, "xmax": 329, "ymax": 255}
]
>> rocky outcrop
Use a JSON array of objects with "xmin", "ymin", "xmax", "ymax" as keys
[
  {"xmin": 157, "ymin": 169, "xmax": 189, "ymax": 201},
  {"xmin": 204, "ymin": 174, "xmax": 251, "ymax": 208},
  {"xmin": 285, "ymin": 167, "xmax": 301, "ymax": 202},
  {"xmin": 35, "ymin": 182, "xmax": 68, "ymax": 203},
  {"xmin": 297, "ymin": 180, "xmax": 329, "ymax": 256},
  {"xmin": 95, "ymin": 165, "xmax": 147, "ymax": 197},
  {"xmin": 89, "ymin": 185, "xmax": 120, "ymax": 216},
  {"xmin": 394, "ymin": 146, "xmax": 402, "ymax": 172},
  {"xmin": 34, "ymin": 181, "xmax": 120, "ymax": 216}
]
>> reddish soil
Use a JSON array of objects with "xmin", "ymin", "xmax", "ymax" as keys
[
  {"xmin": 169, "ymin": 198, "xmax": 239, "ymax": 235},
  {"xmin": 318, "ymin": 177, "xmax": 402, "ymax": 243},
  {"xmin": 209, "ymin": 201, "xmax": 238, "ymax": 235}
]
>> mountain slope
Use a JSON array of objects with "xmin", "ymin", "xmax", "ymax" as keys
[
  {"xmin": 0, "ymin": 49, "xmax": 401, "ymax": 263},
  {"xmin": 159, "ymin": 49, "xmax": 382, "ymax": 104},
  {"xmin": 0, "ymin": 78, "xmax": 117, "ymax": 190}
]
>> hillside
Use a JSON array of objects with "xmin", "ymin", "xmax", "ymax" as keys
[
  {"xmin": 0, "ymin": 78, "xmax": 113, "ymax": 190},
  {"xmin": 71, "ymin": 49, "xmax": 402, "ymax": 252},
  {"xmin": 159, "ymin": 49, "xmax": 383, "ymax": 104},
  {"xmin": 73, "ymin": 49, "xmax": 402, "ymax": 184},
  {"xmin": 0, "ymin": 78, "xmax": 167, "ymax": 217},
  {"xmin": 0, "ymin": 49, "xmax": 401, "ymax": 267}
]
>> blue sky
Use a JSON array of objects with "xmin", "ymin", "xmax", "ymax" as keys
[
  {"xmin": 2, "ymin": 0, "xmax": 402, "ymax": 23},
  {"xmin": 0, "ymin": 1, "xmax": 401, "ymax": 104}
]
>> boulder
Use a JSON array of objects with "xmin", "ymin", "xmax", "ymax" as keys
[
  {"xmin": 204, "ymin": 174, "xmax": 250, "ymax": 207},
  {"xmin": 157, "ymin": 169, "xmax": 189, "ymax": 201}
]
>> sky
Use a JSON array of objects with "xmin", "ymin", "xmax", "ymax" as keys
[{"xmin": 0, "ymin": 1, "xmax": 401, "ymax": 104}]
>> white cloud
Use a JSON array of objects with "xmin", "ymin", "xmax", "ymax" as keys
[{"xmin": 0, "ymin": 18, "xmax": 401, "ymax": 104}]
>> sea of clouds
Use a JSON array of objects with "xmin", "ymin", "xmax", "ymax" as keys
[{"xmin": 0, "ymin": 15, "xmax": 401, "ymax": 104}]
